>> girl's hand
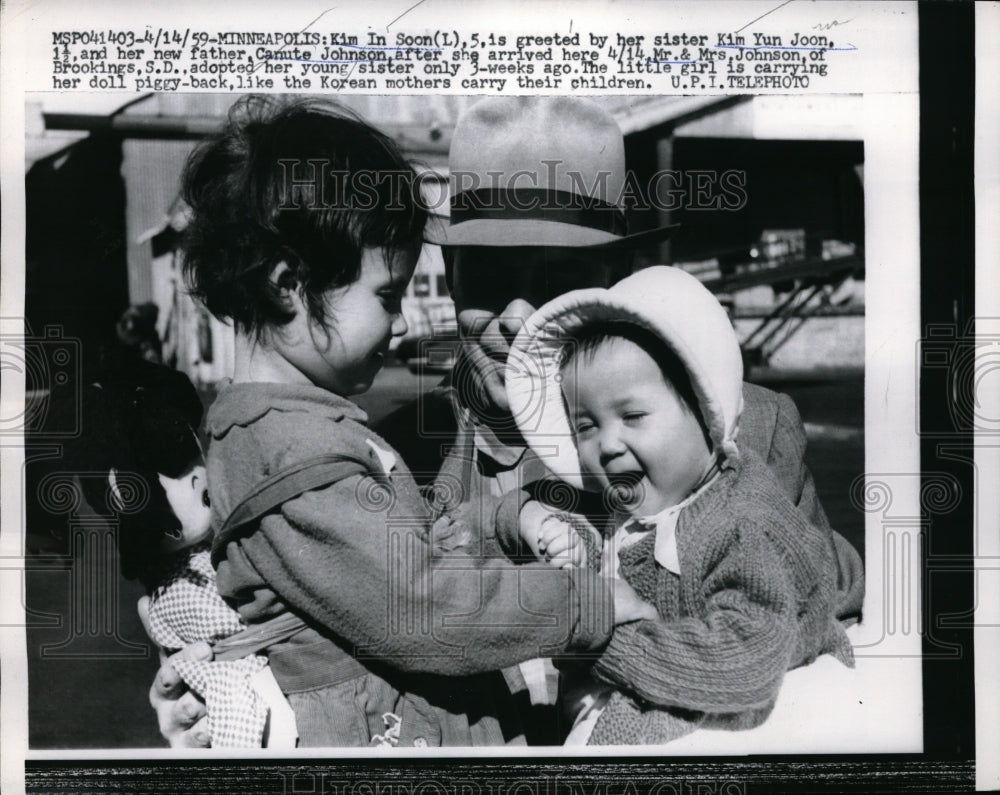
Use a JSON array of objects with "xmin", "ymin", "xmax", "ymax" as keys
[
  {"xmin": 611, "ymin": 579, "xmax": 658, "ymax": 625},
  {"xmin": 138, "ymin": 596, "xmax": 212, "ymax": 748},
  {"xmin": 429, "ymin": 513, "xmax": 473, "ymax": 553}
]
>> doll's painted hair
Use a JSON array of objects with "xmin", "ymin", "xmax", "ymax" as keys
[{"xmin": 181, "ymin": 95, "xmax": 428, "ymax": 341}]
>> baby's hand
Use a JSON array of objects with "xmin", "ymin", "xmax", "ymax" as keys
[
  {"xmin": 537, "ymin": 514, "xmax": 588, "ymax": 569},
  {"xmin": 520, "ymin": 502, "xmax": 598, "ymax": 569},
  {"xmin": 518, "ymin": 500, "xmax": 549, "ymax": 558}
]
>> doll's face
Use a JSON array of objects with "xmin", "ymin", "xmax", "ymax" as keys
[{"xmin": 158, "ymin": 458, "xmax": 212, "ymax": 552}]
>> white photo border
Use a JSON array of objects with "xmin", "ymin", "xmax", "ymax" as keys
[{"xmin": 2, "ymin": 0, "xmax": 992, "ymax": 791}]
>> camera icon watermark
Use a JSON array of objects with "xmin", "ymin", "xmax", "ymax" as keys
[{"xmin": 0, "ymin": 322, "xmax": 82, "ymax": 438}]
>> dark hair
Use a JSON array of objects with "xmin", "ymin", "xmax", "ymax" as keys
[
  {"xmin": 72, "ymin": 364, "xmax": 205, "ymax": 588},
  {"xmin": 181, "ymin": 96, "xmax": 427, "ymax": 340},
  {"xmin": 559, "ymin": 321, "xmax": 710, "ymax": 444}
]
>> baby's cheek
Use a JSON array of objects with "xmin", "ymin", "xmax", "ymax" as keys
[
  {"xmin": 577, "ymin": 452, "xmax": 608, "ymax": 491},
  {"xmin": 574, "ymin": 444, "xmax": 595, "ymax": 472}
]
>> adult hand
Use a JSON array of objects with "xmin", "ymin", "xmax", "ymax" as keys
[
  {"xmin": 611, "ymin": 578, "xmax": 658, "ymax": 625},
  {"xmin": 455, "ymin": 298, "xmax": 537, "ymax": 417},
  {"xmin": 138, "ymin": 595, "xmax": 212, "ymax": 748},
  {"xmin": 447, "ymin": 244, "xmax": 631, "ymax": 422}
]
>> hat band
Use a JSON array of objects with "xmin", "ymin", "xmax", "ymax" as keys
[{"xmin": 450, "ymin": 188, "xmax": 627, "ymax": 236}]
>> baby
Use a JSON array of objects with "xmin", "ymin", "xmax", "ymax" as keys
[{"xmin": 506, "ymin": 266, "xmax": 855, "ymax": 745}]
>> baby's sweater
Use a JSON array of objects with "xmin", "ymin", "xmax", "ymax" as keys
[{"xmin": 586, "ymin": 451, "xmax": 854, "ymax": 745}]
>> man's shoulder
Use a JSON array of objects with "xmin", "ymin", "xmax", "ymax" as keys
[
  {"xmin": 737, "ymin": 382, "xmax": 808, "ymax": 484},
  {"xmin": 373, "ymin": 384, "xmax": 459, "ymax": 445},
  {"xmin": 739, "ymin": 382, "xmax": 786, "ymax": 452},
  {"xmin": 742, "ymin": 381, "xmax": 794, "ymax": 416}
]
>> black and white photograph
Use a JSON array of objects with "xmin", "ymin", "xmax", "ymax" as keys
[{"xmin": 1, "ymin": 1, "xmax": 994, "ymax": 792}]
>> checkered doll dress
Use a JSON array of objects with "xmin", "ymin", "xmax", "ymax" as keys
[{"xmin": 146, "ymin": 542, "xmax": 269, "ymax": 747}]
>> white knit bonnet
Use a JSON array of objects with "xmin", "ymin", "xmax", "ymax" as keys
[{"xmin": 506, "ymin": 266, "xmax": 744, "ymax": 489}]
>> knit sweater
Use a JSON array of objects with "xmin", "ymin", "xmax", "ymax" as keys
[{"xmin": 584, "ymin": 451, "xmax": 855, "ymax": 745}]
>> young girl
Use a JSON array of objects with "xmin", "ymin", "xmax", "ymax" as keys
[
  {"xmin": 76, "ymin": 361, "xmax": 294, "ymax": 748},
  {"xmin": 506, "ymin": 266, "xmax": 858, "ymax": 745},
  {"xmin": 181, "ymin": 96, "xmax": 654, "ymax": 748}
]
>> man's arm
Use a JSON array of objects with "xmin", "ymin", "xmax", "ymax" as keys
[
  {"xmin": 372, "ymin": 386, "xmax": 456, "ymax": 489},
  {"xmin": 770, "ymin": 389, "xmax": 831, "ymax": 531}
]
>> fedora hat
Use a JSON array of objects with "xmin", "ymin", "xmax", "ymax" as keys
[{"xmin": 428, "ymin": 97, "xmax": 678, "ymax": 248}]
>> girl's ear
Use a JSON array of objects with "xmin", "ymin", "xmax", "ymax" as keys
[{"xmin": 268, "ymin": 261, "xmax": 305, "ymax": 315}]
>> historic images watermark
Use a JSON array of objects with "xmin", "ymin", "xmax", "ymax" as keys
[{"xmin": 276, "ymin": 162, "xmax": 748, "ymax": 214}]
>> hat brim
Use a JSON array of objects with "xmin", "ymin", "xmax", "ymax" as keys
[{"xmin": 424, "ymin": 217, "xmax": 679, "ymax": 249}]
